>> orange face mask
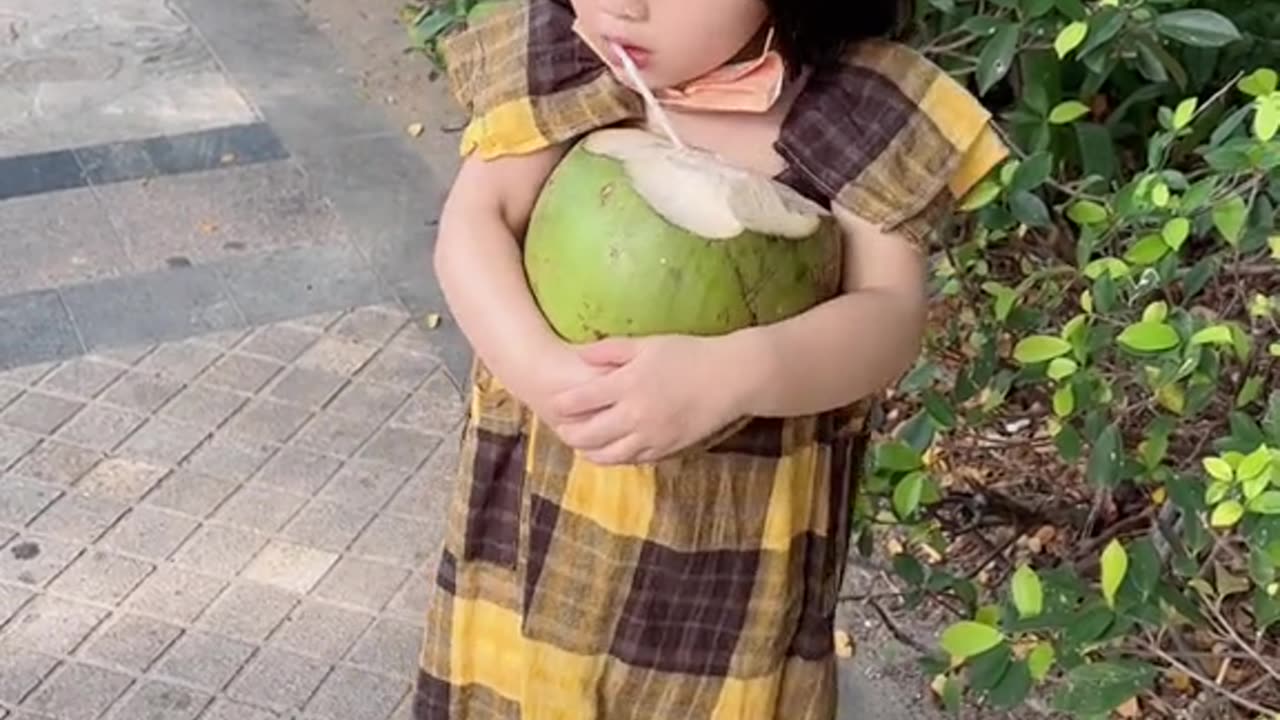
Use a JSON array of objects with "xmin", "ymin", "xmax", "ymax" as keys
[{"xmin": 572, "ymin": 21, "xmax": 786, "ymax": 114}]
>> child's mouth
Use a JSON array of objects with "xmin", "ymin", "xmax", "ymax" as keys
[{"xmin": 606, "ymin": 39, "xmax": 651, "ymax": 68}]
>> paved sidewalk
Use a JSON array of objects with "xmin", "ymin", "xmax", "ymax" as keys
[{"xmin": 0, "ymin": 306, "xmax": 459, "ymax": 719}]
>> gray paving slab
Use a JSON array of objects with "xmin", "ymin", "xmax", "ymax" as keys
[
  {"xmin": 0, "ymin": 292, "xmax": 85, "ymax": 372},
  {"xmin": 0, "ymin": 189, "xmax": 130, "ymax": 293}
]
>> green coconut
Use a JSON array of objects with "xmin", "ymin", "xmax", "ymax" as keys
[{"xmin": 523, "ymin": 128, "xmax": 844, "ymax": 343}]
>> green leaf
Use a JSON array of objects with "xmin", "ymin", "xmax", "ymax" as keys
[
  {"xmin": 940, "ymin": 621, "xmax": 1005, "ymax": 660},
  {"xmin": 1213, "ymin": 193, "xmax": 1248, "ymax": 246},
  {"xmin": 968, "ymin": 644, "xmax": 1012, "ymax": 692},
  {"xmin": 1255, "ymin": 93, "xmax": 1280, "ymax": 142},
  {"xmin": 1125, "ymin": 234, "xmax": 1170, "ymax": 265},
  {"xmin": 1190, "ymin": 325, "xmax": 1234, "ymax": 346},
  {"xmin": 1053, "ymin": 385, "xmax": 1075, "ymax": 417},
  {"xmin": 1248, "ymin": 491, "xmax": 1280, "ymax": 514},
  {"xmin": 1239, "ymin": 69, "xmax": 1280, "ymax": 98},
  {"xmin": 1051, "ymin": 661, "xmax": 1158, "ymax": 715},
  {"xmin": 1048, "ymin": 357, "xmax": 1079, "ymax": 381},
  {"xmin": 1010, "ymin": 152, "xmax": 1053, "ymax": 193},
  {"xmin": 1239, "ymin": 445, "xmax": 1272, "ymax": 482},
  {"xmin": 987, "ymin": 660, "xmax": 1033, "ymax": 709},
  {"xmin": 1010, "ymin": 191, "xmax": 1052, "ymax": 227},
  {"xmin": 1205, "ymin": 480, "xmax": 1232, "ymax": 505},
  {"xmin": 1014, "ymin": 336, "xmax": 1072, "ymax": 364},
  {"xmin": 1142, "ymin": 301, "xmax": 1168, "ymax": 323},
  {"xmin": 1101, "ymin": 539, "xmax": 1128, "ymax": 608},
  {"xmin": 877, "ymin": 441, "xmax": 922, "ymax": 472},
  {"xmin": 1256, "ymin": 587, "xmax": 1280, "ymax": 633},
  {"xmin": 893, "ymin": 552, "xmax": 926, "ymax": 586},
  {"xmin": 960, "ymin": 178, "xmax": 1003, "ymax": 211},
  {"xmin": 977, "ymin": 23, "xmax": 1021, "ymax": 95},
  {"xmin": 894, "ymin": 472, "xmax": 925, "ymax": 519},
  {"xmin": 1117, "ymin": 322, "xmax": 1181, "ymax": 353},
  {"xmin": 1162, "ymin": 217, "xmax": 1191, "ymax": 251},
  {"xmin": 1055, "ymin": 21, "xmax": 1088, "ymax": 58},
  {"xmin": 1088, "ymin": 423, "xmax": 1123, "ymax": 488},
  {"xmin": 923, "ymin": 389, "xmax": 957, "ymax": 428},
  {"xmin": 1238, "ymin": 376, "xmax": 1265, "ymax": 409},
  {"xmin": 1172, "ymin": 97, "xmax": 1198, "ymax": 130},
  {"xmin": 1067, "ymin": 200, "xmax": 1109, "ymax": 225},
  {"xmin": 1204, "ymin": 456, "xmax": 1234, "ymax": 482},
  {"xmin": 1153, "ymin": 10, "xmax": 1243, "ymax": 48},
  {"xmin": 1212, "ymin": 500, "xmax": 1245, "ymax": 528},
  {"xmin": 1245, "ymin": 472, "xmax": 1271, "ymax": 501},
  {"xmin": 1028, "ymin": 643, "xmax": 1055, "ymax": 681},
  {"xmin": 1011, "ymin": 565, "xmax": 1044, "ymax": 618},
  {"xmin": 1049, "ymin": 101, "xmax": 1090, "ymax": 124}
]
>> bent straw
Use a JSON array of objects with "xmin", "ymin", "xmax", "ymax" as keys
[{"xmin": 609, "ymin": 42, "xmax": 686, "ymax": 150}]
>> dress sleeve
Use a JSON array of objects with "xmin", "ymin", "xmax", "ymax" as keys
[
  {"xmin": 775, "ymin": 39, "xmax": 1009, "ymax": 247},
  {"xmin": 438, "ymin": 0, "xmax": 642, "ymax": 160}
]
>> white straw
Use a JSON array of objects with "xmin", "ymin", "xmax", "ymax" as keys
[{"xmin": 610, "ymin": 42, "xmax": 686, "ymax": 150}]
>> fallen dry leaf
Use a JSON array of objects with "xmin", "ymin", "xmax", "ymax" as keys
[
  {"xmin": 1115, "ymin": 697, "xmax": 1140, "ymax": 718},
  {"xmin": 198, "ymin": 221, "xmax": 219, "ymax": 235},
  {"xmin": 220, "ymin": 152, "xmax": 237, "ymax": 165},
  {"xmin": 834, "ymin": 630, "xmax": 855, "ymax": 659},
  {"xmin": 407, "ymin": 122, "xmax": 425, "ymax": 137},
  {"xmin": 423, "ymin": 313, "xmax": 442, "ymax": 329},
  {"xmin": 1168, "ymin": 670, "xmax": 1194, "ymax": 694}
]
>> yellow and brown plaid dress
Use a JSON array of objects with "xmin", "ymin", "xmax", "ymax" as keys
[{"xmin": 413, "ymin": 1, "xmax": 1009, "ymax": 718}]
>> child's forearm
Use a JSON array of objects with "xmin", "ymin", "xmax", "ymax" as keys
[{"xmin": 729, "ymin": 286, "xmax": 925, "ymax": 418}]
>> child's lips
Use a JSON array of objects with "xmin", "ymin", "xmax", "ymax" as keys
[{"xmin": 605, "ymin": 38, "xmax": 651, "ymax": 68}]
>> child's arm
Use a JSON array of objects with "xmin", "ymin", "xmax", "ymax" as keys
[
  {"xmin": 433, "ymin": 145, "xmax": 609, "ymax": 421},
  {"xmin": 728, "ymin": 204, "xmax": 928, "ymax": 417}
]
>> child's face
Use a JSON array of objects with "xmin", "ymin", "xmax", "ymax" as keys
[{"xmin": 571, "ymin": 0, "xmax": 769, "ymax": 90}]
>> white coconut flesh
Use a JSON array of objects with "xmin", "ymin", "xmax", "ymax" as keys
[{"xmin": 582, "ymin": 128, "xmax": 829, "ymax": 240}]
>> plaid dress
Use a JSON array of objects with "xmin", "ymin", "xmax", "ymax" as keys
[{"xmin": 413, "ymin": 2, "xmax": 1008, "ymax": 718}]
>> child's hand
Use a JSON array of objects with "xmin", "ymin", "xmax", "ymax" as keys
[
  {"xmin": 548, "ymin": 335, "xmax": 752, "ymax": 465},
  {"xmin": 514, "ymin": 344, "xmax": 615, "ymax": 429}
]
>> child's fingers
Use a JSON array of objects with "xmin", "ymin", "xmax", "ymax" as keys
[
  {"xmin": 552, "ymin": 372, "xmax": 626, "ymax": 417},
  {"xmin": 577, "ymin": 338, "xmax": 638, "ymax": 366},
  {"xmin": 555, "ymin": 406, "xmax": 632, "ymax": 451}
]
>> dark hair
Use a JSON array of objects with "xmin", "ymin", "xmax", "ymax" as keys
[{"xmin": 765, "ymin": 0, "xmax": 915, "ymax": 69}]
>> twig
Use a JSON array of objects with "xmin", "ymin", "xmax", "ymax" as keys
[
  {"xmin": 869, "ymin": 599, "xmax": 934, "ymax": 655},
  {"xmin": 965, "ymin": 533, "xmax": 1020, "ymax": 580},
  {"xmin": 1145, "ymin": 641, "xmax": 1280, "ymax": 717},
  {"xmin": 1205, "ymin": 602, "xmax": 1280, "ymax": 685}
]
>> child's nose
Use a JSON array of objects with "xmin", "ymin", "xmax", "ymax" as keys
[{"xmin": 599, "ymin": 0, "xmax": 648, "ymax": 22}]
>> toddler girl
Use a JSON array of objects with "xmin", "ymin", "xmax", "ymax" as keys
[{"xmin": 414, "ymin": 0, "xmax": 1007, "ymax": 717}]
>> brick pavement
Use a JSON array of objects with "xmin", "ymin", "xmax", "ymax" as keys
[{"xmin": 0, "ymin": 304, "xmax": 462, "ymax": 719}]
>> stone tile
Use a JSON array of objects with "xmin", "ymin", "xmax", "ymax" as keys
[
  {"xmin": 99, "ymin": 161, "xmax": 340, "ymax": 272},
  {"xmin": 0, "ymin": 364, "xmax": 56, "ymax": 389},
  {"xmin": 76, "ymin": 457, "xmax": 168, "ymax": 502},
  {"xmin": 158, "ymin": 384, "xmax": 247, "ymax": 429},
  {"xmin": 351, "ymin": 514, "xmax": 438, "ymax": 571},
  {"xmin": 330, "ymin": 306, "xmax": 409, "ymax": 347},
  {"xmin": 319, "ymin": 462, "xmax": 409, "ymax": 513},
  {"xmin": 48, "ymin": 550, "xmax": 154, "ymax": 604},
  {"xmin": 384, "ymin": 573, "xmax": 431, "ymax": 628},
  {"xmin": 0, "ymin": 534, "xmax": 81, "ymax": 587},
  {"xmin": 99, "ymin": 507, "xmax": 199, "ymax": 561},
  {"xmin": 0, "ymin": 477, "xmax": 61, "ymax": 526},
  {"xmin": 0, "ymin": 426, "xmax": 40, "ymax": 469},
  {"xmin": 249, "ymin": 447, "xmax": 340, "ymax": 495},
  {"xmin": 60, "ymin": 265, "xmax": 245, "ymax": 351},
  {"xmin": 180, "ymin": 434, "xmax": 275, "ymax": 483},
  {"xmin": 55, "ymin": 404, "xmax": 146, "ymax": 451},
  {"xmin": 238, "ymin": 323, "xmax": 320, "ymax": 363},
  {"xmin": 267, "ymin": 366, "xmax": 347, "ymax": 408},
  {"xmin": 297, "ymin": 336, "xmax": 380, "ymax": 376},
  {"xmin": 124, "ymin": 566, "xmax": 226, "ymax": 625},
  {"xmin": 117, "ymin": 417, "xmax": 209, "ymax": 467},
  {"xmin": 196, "ymin": 581, "xmax": 297, "ymax": 644},
  {"xmin": 393, "ymin": 373, "xmax": 465, "ymax": 435},
  {"xmin": 358, "ymin": 427, "xmax": 440, "ymax": 470},
  {"xmin": 100, "ymin": 371, "xmax": 185, "ymax": 414},
  {"xmin": 389, "ymin": 454, "xmax": 456, "ymax": 518},
  {"xmin": 1, "ymin": 595, "xmax": 108, "ymax": 655},
  {"xmin": 21, "ymin": 661, "xmax": 133, "ymax": 720},
  {"xmin": 27, "ymin": 492, "xmax": 127, "ymax": 544},
  {"xmin": 328, "ymin": 381, "xmax": 408, "ymax": 424},
  {"xmin": 219, "ymin": 243, "xmax": 390, "ymax": 327},
  {"xmin": 0, "ymin": 383, "xmax": 21, "ymax": 410},
  {"xmin": 198, "ymin": 698, "xmax": 277, "ymax": 720},
  {"xmin": 292, "ymin": 311, "xmax": 345, "ymax": 330},
  {"xmin": 191, "ymin": 329, "xmax": 252, "ymax": 352},
  {"xmin": 0, "ymin": 392, "xmax": 84, "ymax": 435},
  {"xmin": 357, "ymin": 348, "xmax": 440, "ymax": 392},
  {"xmin": 105, "ymin": 679, "xmax": 211, "ymax": 720},
  {"xmin": 222, "ymin": 399, "xmax": 311, "ymax": 445},
  {"xmin": 198, "ymin": 354, "xmax": 284, "ymax": 394},
  {"xmin": 9, "ymin": 440, "xmax": 103, "ymax": 486},
  {"xmin": 347, "ymin": 618, "xmax": 423, "ymax": 678},
  {"xmin": 154, "ymin": 631, "xmax": 255, "ymax": 692},
  {"xmin": 172, "ymin": 524, "xmax": 267, "ymax": 578},
  {"xmin": 0, "ymin": 583, "xmax": 33, "ymax": 625},
  {"xmin": 93, "ymin": 345, "xmax": 155, "ymax": 367},
  {"xmin": 225, "ymin": 647, "xmax": 329, "ymax": 712},
  {"xmin": 304, "ymin": 666, "xmax": 406, "ymax": 720},
  {"xmin": 38, "ymin": 359, "xmax": 126, "ymax": 399},
  {"xmin": 0, "ymin": 647, "xmax": 58, "ymax": 705},
  {"xmin": 212, "ymin": 486, "xmax": 306, "ymax": 533},
  {"xmin": 268, "ymin": 600, "xmax": 374, "ymax": 661},
  {"xmin": 313, "ymin": 558, "xmax": 409, "ymax": 613},
  {"xmin": 133, "ymin": 341, "xmax": 222, "ymax": 384},
  {"xmin": 142, "ymin": 469, "xmax": 239, "ymax": 518},
  {"xmin": 291, "ymin": 411, "xmax": 380, "ymax": 457},
  {"xmin": 0, "ymin": 291, "xmax": 84, "ymax": 371},
  {"xmin": 80, "ymin": 614, "xmax": 182, "ymax": 673},
  {"xmin": 280, "ymin": 499, "xmax": 375, "ymax": 553},
  {"xmin": 241, "ymin": 541, "xmax": 337, "ymax": 595}
]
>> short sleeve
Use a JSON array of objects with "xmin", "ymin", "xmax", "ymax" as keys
[
  {"xmin": 776, "ymin": 39, "xmax": 1009, "ymax": 247},
  {"xmin": 438, "ymin": 0, "xmax": 641, "ymax": 160}
]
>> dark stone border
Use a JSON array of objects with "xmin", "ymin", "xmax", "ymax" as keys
[{"xmin": 0, "ymin": 123, "xmax": 289, "ymax": 202}]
